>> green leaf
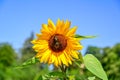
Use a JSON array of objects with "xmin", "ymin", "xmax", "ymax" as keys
[
  {"xmin": 22, "ymin": 57, "xmax": 39, "ymax": 66},
  {"xmin": 15, "ymin": 57, "xmax": 39, "ymax": 69},
  {"xmin": 83, "ymin": 54, "xmax": 108, "ymax": 80},
  {"xmin": 75, "ymin": 34, "xmax": 96, "ymax": 39},
  {"xmin": 88, "ymin": 76, "xmax": 95, "ymax": 80},
  {"xmin": 36, "ymin": 75, "xmax": 43, "ymax": 80},
  {"xmin": 68, "ymin": 75, "xmax": 75, "ymax": 80},
  {"xmin": 48, "ymin": 71, "xmax": 66, "ymax": 78}
]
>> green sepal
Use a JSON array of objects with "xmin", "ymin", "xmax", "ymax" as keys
[{"xmin": 75, "ymin": 34, "xmax": 96, "ymax": 39}]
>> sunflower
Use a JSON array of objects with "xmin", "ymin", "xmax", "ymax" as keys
[{"xmin": 31, "ymin": 19, "xmax": 83, "ymax": 67}]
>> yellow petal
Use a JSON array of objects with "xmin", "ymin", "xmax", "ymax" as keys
[
  {"xmin": 56, "ymin": 19, "xmax": 64, "ymax": 34},
  {"xmin": 66, "ymin": 26, "xmax": 77, "ymax": 36},
  {"xmin": 35, "ymin": 47, "xmax": 48, "ymax": 57},
  {"xmin": 59, "ymin": 53, "xmax": 68, "ymax": 66},
  {"xmin": 62, "ymin": 20, "xmax": 71, "ymax": 34},
  {"xmin": 67, "ymin": 38, "xmax": 83, "ymax": 50},
  {"xmin": 41, "ymin": 24, "xmax": 50, "ymax": 32},
  {"xmin": 48, "ymin": 52, "xmax": 55, "ymax": 64},
  {"xmin": 32, "ymin": 41, "xmax": 48, "ymax": 53},
  {"xmin": 70, "ymin": 50, "xmax": 79, "ymax": 59},
  {"xmin": 36, "ymin": 33, "xmax": 50, "ymax": 40},
  {"xmin": 54, "ymin": 56, "xmax": 59, "ymax": 67},
  {"xmin": 32, "ymin": 39, "xmax": 48, "ymax": 44},
  {"xmin": 69, "ymin": 43, "xmax": 83, "ymax": 50},
  {"xmin": 40, "ymin": 49, "xmax": 51, "ymax": 63},
  {"xmin": 48, "ymin": 19, "xmax": 56, "ymax": 31},
  {"xmin": 57, "ymin": 56, "xmax": 62, "ymax": 66},
  {"xmin": 31, "ymin": 40, "xmax": 37, "ymax": 44},
  {"xmin": 64, "ymin": 51, "xmax": 72, "ymax": 65}
]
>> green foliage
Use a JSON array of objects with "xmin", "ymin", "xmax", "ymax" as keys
[
  {"xmin": 0, "ymin": 32, "xmax": 49, "ymax": 80},
  {"xmin": 18, "ymin": 32, "xmax": 47, "ymax": 80},
  {"xmin": 1, "ymin": 32, "xmax": 120, "ymax": 80},
  {"xmin": 83, "ymin": 54, "xmax": 108, "ymax": 80},
  {"xmin": 102, "ymin": 44, "xmax": 120, "ymax": 80},
  {"xmin": 85, "ymin": 46, "xmax": 102, "ymax": 60},
  {"xmin": 20, "ymin": 32, "xmax": 36, "ymax": 62},
  {"xmin": 44, "ymin": 71, "xmax": 66, "ymax": 79},
  {"xmin": 0, "ymin": 43, "xmax": 16, "ymax": 67},
  {"xmin": 0, "ymin": 43, "xmax": 17, "ymax": 80},
  {"xmin": 85, "ymin": 44, "xmax": 120, "ymax": 80},
  {"xmin": 0, "ymin": 43, "xmax": 35, "ymax": 80}
]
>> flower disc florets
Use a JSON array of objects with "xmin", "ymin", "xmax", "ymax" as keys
[{"xmin": 49, "ymin": 34, "xmax": 67, "ymax": 52}]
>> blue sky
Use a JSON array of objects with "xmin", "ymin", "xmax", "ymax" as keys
[{"xmin": 0, "ymin": 0, "xmax": 120, "ymax": 54}]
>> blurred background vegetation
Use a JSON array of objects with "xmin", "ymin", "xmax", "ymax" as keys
[{"xmin": 0, "ymin": 32, "xmax": 120, "ymax": 80}]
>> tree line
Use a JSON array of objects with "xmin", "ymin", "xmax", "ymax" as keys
[{"xmin": 0, "ymin": 32, "xmax": 120, "ymax": 80}]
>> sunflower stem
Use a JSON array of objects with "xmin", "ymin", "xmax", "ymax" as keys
[{"xmin": 60, "ymin": 64, "xmax": 67, "ymax": 80}]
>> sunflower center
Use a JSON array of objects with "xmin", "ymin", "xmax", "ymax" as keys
[{"xmin": 49, "ymin": 34, "xmax": 67, "ymax": 52}]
